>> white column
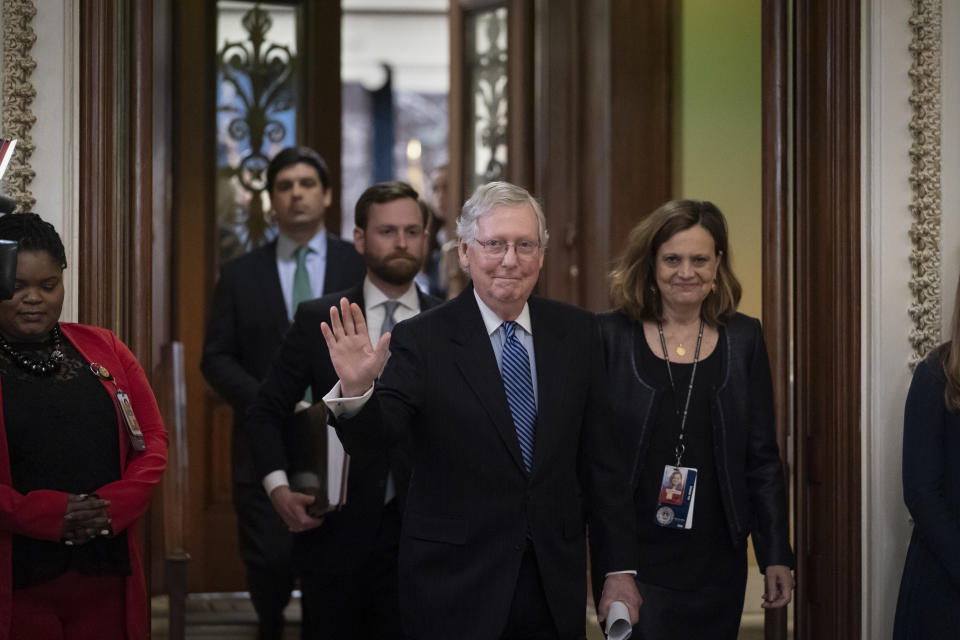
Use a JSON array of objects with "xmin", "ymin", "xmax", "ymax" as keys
[
  {"xmin": 29, "ymin": 0, "xmax": 79, "ymax": 321},
  {"xmin": 861, "ymin": 0, "xmax": 919, "ymax": 637}
]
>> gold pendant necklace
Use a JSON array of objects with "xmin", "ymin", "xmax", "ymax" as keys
[{"xmin": 676, "ymin": 344, "xmax": 686, "ymax": 357}]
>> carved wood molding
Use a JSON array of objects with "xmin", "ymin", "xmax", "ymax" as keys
[
  {"xmin": 907, "ymin": 0, "xmax": 942, "ymax": 366},
  {"xmin": 0, "ymin": 0, "xmax": 38, "ymax": 210}
]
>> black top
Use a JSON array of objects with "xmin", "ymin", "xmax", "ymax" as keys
[
  {"xmin": 635, "ymin": 327, "xmax": 743, "ymax": 589},
  {"xmin": 1, "ymin": 334, "xmax": 130, "ymax": 588}
]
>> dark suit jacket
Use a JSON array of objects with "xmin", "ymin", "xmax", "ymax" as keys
[
  {"xmin": 894, "ymin": 346, "xmax": 960, "ymax": 638},
  {"xmin": 336, "ymin": 285, "xmax": 637, "ymax": 640},
  {"xmin": 246, "ymin": 282, "xmax": 442, "ymax": 574},
  {"xmin": 201, "ymin": 233, "xmax": 365, "ymax": 488},
  {"xmin": 598, "ymin": 312, "xmax": 793, "ymax": 568}
]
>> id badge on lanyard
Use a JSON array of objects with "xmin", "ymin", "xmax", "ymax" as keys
[
  {"xmin": 90, "ymin": 362, "xmax": 147, "ymax": 452},
  {"xmin": 655, "ymin": 464, "xmax": 698, "ymax": 529},
  {"xmin": 654, "ymin": 318, "xmax": 704, "ymax": 531}
]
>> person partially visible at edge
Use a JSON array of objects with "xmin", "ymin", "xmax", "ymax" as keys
[
  {"xmin": 428, "ymin": 164, "xmax": 469, "ymax": 300},
  {"xmin": 894, "ymin": 267, "xmax": 960, "ymax": 638},
  {"xmin": 0, "ymin": 213, "xmax": 167, "ymax": 640},
  {"xmin": 201, "ymin": 146, "xmax": 365, "ymax": 640},
  {"xmin": 599, "ymin": 199, "xmax": 794, "ymax": 639},
  {"xmin": 320, "ymin": 181, "xmax": 642, "ymax": 639}
]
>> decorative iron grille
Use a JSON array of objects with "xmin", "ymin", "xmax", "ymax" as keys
[{"xmin": 216, "ymin": 2, "xmax": 298, "ymax": 262}]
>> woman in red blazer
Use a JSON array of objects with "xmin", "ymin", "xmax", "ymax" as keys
[{"xmin": 0, "ymin": 213, "xmax": 167, "ymax": 640}]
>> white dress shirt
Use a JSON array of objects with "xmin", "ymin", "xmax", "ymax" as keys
[
  {"xmin": 263, "ymin": 276, "xmax": 421, "ymax": 500},
  {"xmin": 276, "ymin": 230, "xmax": 328, "ymax": 321}
]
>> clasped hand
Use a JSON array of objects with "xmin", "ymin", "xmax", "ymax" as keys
[
  {"xmin": 320, "ymin": 298, "xmax": 391, "ymax": 398},
  {"xmin": 61, "ymin": 493, "xmax": 112, "ymax": 546}
]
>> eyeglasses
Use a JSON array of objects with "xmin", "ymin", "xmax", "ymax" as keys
[{"xmin": 473, "ymin": 238, "xmax": 541, "ymax": 258}]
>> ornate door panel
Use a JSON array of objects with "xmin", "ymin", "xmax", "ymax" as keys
[
  {"xmin": 174, "ymin": 0, "xmax": 341, "ymax": 592},
  {"xmin": 449, "ymin": 0, "xmax": 672, "ymax": 309}
]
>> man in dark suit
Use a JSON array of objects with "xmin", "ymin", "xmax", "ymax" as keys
[
  {"xmin": 322, "ymin": 181, "xmax": 642, "ymax": 639},
  {"xmin": 246, "ymin": 181, "xmax": 441, "ymax": 638},
  {"xmin": 201, "ymin": 146, "xmax": 365, "ymax": 640}
]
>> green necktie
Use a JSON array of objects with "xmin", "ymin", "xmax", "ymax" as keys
[
  {"xmin": 293, "ymin": 245, "xmax": 313, "ymax": 402},
  {"xmin": 292, "ymin": 245, "xmax": 313, "ymax": 312}
]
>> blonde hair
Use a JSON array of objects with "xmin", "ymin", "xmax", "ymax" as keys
[{"xmin": 609, "ymin": 200, "xmax": 741, "ymax": 325}]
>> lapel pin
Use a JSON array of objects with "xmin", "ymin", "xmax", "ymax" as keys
[{"xmin": 89, "ymin": 363, "xmax": 112, "ymax": 380}]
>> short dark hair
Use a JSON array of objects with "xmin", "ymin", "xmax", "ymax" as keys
[
  {"xmin": 0, "ymin": 212, "xmax": 67, "ymax": 269},
  {"xmin": 609, "ymin": 199, "xmax": 741, "ymax": 325},
  {"xmin": 354, "ymin": 181, "xmax": 423, "ymax": 230},
  {"xmin": 266, "ymin": 146, "xmax": 330, "ymax": 193}
]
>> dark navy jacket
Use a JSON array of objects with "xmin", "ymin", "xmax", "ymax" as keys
[{"xmin": 894, "ymin": 346, "xmax": 960, "ymax": 638}]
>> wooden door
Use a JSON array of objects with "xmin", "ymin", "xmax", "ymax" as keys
[
  {"xmin": 173, "ymin": 0, "xmax": 342, "ymax": 593},
  {"xmin": 448, "ymin": 0, "xmax": 672, "ymax": 309},
  {"xmin": 77, "ymin": 0, "xmax": 175, "ymax": 602}
]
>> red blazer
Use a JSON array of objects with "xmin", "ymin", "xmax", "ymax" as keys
[{"xmin": 0, "ymin": 323, "xmax": 168, "ymax": 640}]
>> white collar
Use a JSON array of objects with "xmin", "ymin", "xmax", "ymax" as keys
[
  {"xmin": 276, "ymin": 229, "xmax": 327, "ymax": 260},
  {"xmin": 363, "ymin": 276, "xmax": 421, "ymax": 311},
  {"xmin": 473, "ymin": 289, "xmax": 533, "ymax": 336}
]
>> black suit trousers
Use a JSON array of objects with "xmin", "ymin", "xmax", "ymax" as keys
[{"xmin": 299, "ymin": 501, "xmax": 402, "ymax": 640}]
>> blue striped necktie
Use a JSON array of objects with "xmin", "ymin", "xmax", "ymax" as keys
[{"xmin": 500, "ymin": 321, "xmax": 536, "ymax": 472}]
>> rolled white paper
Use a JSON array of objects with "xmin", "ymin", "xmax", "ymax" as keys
[{"xmin": 606, "ymin": 600, "xmax": 632, "ymax": 640}]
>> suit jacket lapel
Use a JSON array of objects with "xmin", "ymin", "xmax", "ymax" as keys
[
  {"xmin": 529, "ymin": 297, "xmax": 569, "ymax": 477},
  {"xmin": 450, "ymin": 289, "xmax": 527, "ymax": 473},
  {"xmin": 416, "ymin": 288, "xmax": 439, "ymax": 311},
  {"xmin": 349, "ymin": 284, "xmax": 365, "ymax": 310},
  {"xmin": 258, "ymin": 241, "xmax": 290, "ymax": 335}
]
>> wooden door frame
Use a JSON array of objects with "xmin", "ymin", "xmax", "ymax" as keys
[
  {"xmin": 78, "ymin": 0, "xmax": 174, "ymax": 602},
  {"xmin": 79, "ymin": 0, "xmax": 172, "ymax": 360},
  {"xmin": 449, "ymin": 0, "xmax": 532, "ymax": 239},
  {"xmin": 762, "ymin": 0, "xmax": 862, "ymax": 637},
  {"xmin": 790, "ymin": 0, "xmax": 862, "ymax": 637},
  {"xmin": 760, "ymin": 0, "xmax": 790, "ymax": 637},
  {"xmin": 450, "ymin": 0, "xmax": 673, "ymax": 308}
]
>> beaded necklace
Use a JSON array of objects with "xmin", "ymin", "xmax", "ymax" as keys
[{"xmin": 0, "ymin": 325, "xmax": 65, "ymax": 375}]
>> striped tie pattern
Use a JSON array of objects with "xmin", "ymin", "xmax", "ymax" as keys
[{"xmin": 500, "ymin": 321, "xmax": 536, "ymax": 472}]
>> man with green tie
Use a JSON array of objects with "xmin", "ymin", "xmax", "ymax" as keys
[{"xmin": 202, "ymin": 146, "xmax": 365, "ymax": 640}]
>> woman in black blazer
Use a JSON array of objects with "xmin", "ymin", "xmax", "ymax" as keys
[
  {"xmin": 894, "ymin": 270, "xmax": 960, "ymax": 638},
  {"xmin": 598, "ymin": 200, "xmax": 793, "ymax": 638}
]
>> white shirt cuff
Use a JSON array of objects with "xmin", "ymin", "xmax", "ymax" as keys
[
  {"xmin": 605, "ymin": 570, "xmax": 638, "ymax": 577},
  {"xmin": 263, "ymin": 470, "xmax": 289, "ymax": 496},
  {"xmin": 323, "ymin": 380, "xmax": 374, "ymax": 418}
]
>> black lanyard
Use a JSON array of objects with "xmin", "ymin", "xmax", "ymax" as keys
[{"xmin": 656, "ymin": 319, "xmax": 704, "ymax": 467}]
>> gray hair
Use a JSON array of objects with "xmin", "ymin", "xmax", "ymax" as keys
[{"xmin": 456, "ymin": 181, "xmax": 549, "ymax": 249}]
